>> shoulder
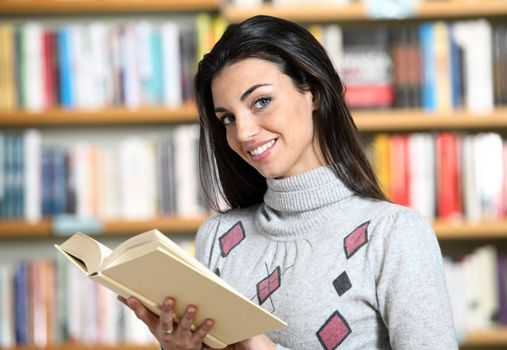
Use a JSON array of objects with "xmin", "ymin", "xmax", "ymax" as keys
[
  {"xmin": 359, "ymin": 199, "xmax": 442, "ymax": 267},
  {"xmin": 348, "ymin": 198, "xmax": 438, "ymax": 258},
  {"xmin": 359, "ymin": 199, "xmax": 434, "ymax": 238},
  {"xmin": 197, "ymin": 205, "xmax": 260, "ymax": 236}
]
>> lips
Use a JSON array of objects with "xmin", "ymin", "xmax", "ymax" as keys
[{"xmin": 249, "ymin": 139, "xmax": 276, "ymax": 156}]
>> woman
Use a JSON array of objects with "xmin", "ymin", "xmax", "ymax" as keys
[{"xmin": 123, "ymin": 15, "xmax": 457, "ymax": 350}]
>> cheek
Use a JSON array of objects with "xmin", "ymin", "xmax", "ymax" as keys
[{"xmin": 225, "ymin": 129, "xmax": 241, "ymax": 154}]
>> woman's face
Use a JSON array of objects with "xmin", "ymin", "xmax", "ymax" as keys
[{"xmin": 211, "ymin": 58, "xmax": 325, "ymax": 179}]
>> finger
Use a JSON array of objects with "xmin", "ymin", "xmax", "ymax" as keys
[
  {"xmin": 192, "ymin": 319, "xmax": 214, "ymax": 340},
  {"xmin": 177, "ymin": 305, "xmax": 196, "ymax": 333},
  {"xmin": 159, "ymin": 297, "xmax": 175, "ymax": 334},
  {"xmin": 126, "ymin": 296, "xmax": 159, "ymax": 332},
  {"xmin": 117, "ymin": 295, "xmax": 128, "ymax": 306}
]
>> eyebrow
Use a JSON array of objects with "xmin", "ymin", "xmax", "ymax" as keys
[{"xmin": 214, "ymin": 83, "xmax": 271, "ymax": 114}]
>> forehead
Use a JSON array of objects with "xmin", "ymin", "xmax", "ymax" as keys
[{"xmin": 213, "ymin": 58, "xmax": 282, "ymax": 88}]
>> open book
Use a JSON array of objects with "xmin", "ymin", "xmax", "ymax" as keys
[{"xmin": 55, "ymin": 229, "xmax": 286, "ymax": 348}]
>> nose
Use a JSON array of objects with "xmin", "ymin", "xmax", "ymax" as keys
[{"xmin": 234, "ymin": 113, "xmax": 259, "ymax": 142}]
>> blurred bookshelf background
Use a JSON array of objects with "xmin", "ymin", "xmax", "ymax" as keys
[{"xmin": 1, "ymin": 0, "xmax": 507, "ymax": 349}]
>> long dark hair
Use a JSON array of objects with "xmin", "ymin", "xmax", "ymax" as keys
[{"xmin": 195, "ymin": 15, "xmax": 386, "ymax": 212}]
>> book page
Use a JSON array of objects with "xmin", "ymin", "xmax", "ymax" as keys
[
  {"xmin": 103, "ymin": 229, "xmax": 171, "ymax": 268},
  {"xmin": 104, "ymin": 229, "xmax": 224, "ymax": 286},
  {"xmin": 57, "ymin": 232, "xmax": 112, "ymax": 274}
]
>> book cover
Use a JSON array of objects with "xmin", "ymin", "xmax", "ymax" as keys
[
  {"xmin": 389, "ymin": 134, "xmax": 410, "ymax": 207},
  {"xmin": 57, "ymin": 26, "xmax": 74, "ymax": 108},
  {"xmin": 55, "ymin": 230, "xmax": 286, "ymax": 349},
  {"xmin": 0, "ymin": 24, "xmax": 16, "ymax": 111},
  {"xmin": 436, "ymin": 133, "xmax": 462, "ymax": 220},
  {"xmin": 161, "ymin": 22, "xmax": 183, "ymax": 108},
  {"xmin": 341, "ymin": 26, "xmax": 394, "ymax": 108},
  {"xmin": 14, "ymin": 262, "xmax": 29, "ymax": 345},
  {"xmin": 419, "ymin": 22, "xmax": 436, "ymax": 111},
  {"xmin": 371, "ymin": 134, "xmax": 391, "ymax": 199},
  {"xmin": 408, "ymin": 133, "xmax": 435, "ymax": 219},
  {"xmin": 0, "ymin": 264, "xmax": 14, "ymax": 348}
]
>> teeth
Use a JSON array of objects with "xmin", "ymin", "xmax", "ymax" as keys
[{"xmin": 249, "ymin": 140, "xmax": 275, "ymax": 156}]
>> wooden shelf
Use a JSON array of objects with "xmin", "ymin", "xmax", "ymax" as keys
[
  {"xmin": 0, "ymin": 0, "xmax": 219, "ymax": 14},
  {"xmin": 464, "ymin": 327, "xmax": 507, "ymax": 346},
  {"xmin": 435, "ymin": 220, "xmax": 507, "ymax": 240},
  {"xmin": 223, "ymin": 0, "xmax": 507, "ymax": 23},
  {"xmin": 4, "ymin": 328, "xmax": 507, "ymax": 349},
  {"xmin": 2, "ymin": 107, "xmax": 507, "ymax": 131},
  {"xmin": 0, "ymin": 106, "xmax": 198, "ymax": 127},
  {"xmin": 0, "ymin": 216, "xmax": 205, "ymax": 237},
  {"xmin": 2, "ymin": 217, "xmax": 507, "ymax": 239},
  {"xmin": 353, "ymin": 107, "xmax": 507, "ymax": 132},
  {"xmin": 7, "ymin": 345, "xmax": 159, "ymax": 350}
]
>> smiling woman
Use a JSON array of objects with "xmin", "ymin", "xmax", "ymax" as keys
[
  {"xmin": 195, "ymin": 15, "xmax": 386, "ymax": 211},
  {"xmin": 123, "ymin": 15, "xmax": 459, "ymax": 350}
]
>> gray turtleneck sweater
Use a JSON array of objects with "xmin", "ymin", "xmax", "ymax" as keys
[{"xmin": 195, "ymin": 166, "xmax": 457, "ymax": 349}]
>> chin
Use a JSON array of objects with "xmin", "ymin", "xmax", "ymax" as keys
[{"xmin": 256, "ymin": 167, "xmax": 289, "ymax": 180}]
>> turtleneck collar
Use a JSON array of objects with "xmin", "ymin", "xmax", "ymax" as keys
[
  {"xmin": 264, "ymin": 165, "xmax": 353, "ymax": 212},
  {"xmin": 255, "ymin": 165, "xmax": 355, "ymax": 239}
]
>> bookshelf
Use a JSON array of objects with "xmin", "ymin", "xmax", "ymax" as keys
[
  {"xmin": 223, "ymin": 0, "xmax": 507, "ymax": 23},
  {"xmin": 354, "ymin": 108, "xmax": 507, "ymax": 132},
  {"xmin": 0, "ymin": 1, "xmax": 217, "ymax": 349},
  {"xmin": 0, "ymin": 216, "xmax": 206, "ymax": 238},
  {"xmin": 464, "ymin": 327, "xmax": 507, "ymax": 347},
  {"xmin": 4, "ymin": 346, "xmax": 159, "ymax": 350},
  {"xmin": 2, "ymin": 107, "xmax": 507, "ymax": 130},
  {"xmin": 0, "ymin": 106, "xmax": 198, "ymax": 127},
  {"xmin": 3, "ymin": 215, "xmax": 507, "ymax": 240},
  {"xmin": 0, "ymin": 0, "xmax": 220, "ymax": 14},
  {"xmin": 1, "ymin": 328, "xmax": 507, "ymax": 350},
  {"xmin": 1, "ymin": 0, "xmax": 507, "ymax": 349}
]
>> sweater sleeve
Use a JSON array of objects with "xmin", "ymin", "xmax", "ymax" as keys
[{"xmin": 367, "ymin": 209, "xmax": 458, "ymax": 350}]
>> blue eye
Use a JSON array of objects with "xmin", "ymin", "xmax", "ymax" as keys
[
  {"xmin": 253, "ymin": 97, "xmax": 271, "ymax": 109},
  {"xmin": 220, "ymin": 114, "xmax": 235, "ymax": 126}
]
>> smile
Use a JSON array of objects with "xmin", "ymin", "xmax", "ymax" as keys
[{"xmin": 248, "ymin": 139, "xmax": 276, "ymax": 157}]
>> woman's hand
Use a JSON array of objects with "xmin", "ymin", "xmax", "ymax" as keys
[
  {"xmin": 220, "ymin": 335, "xmax": 276, "ymax": 350},
  {"xmin": 118, "ymin": 295, "xmax": 214, "ymax": 350}
]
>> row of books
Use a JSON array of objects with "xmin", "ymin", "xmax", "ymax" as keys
[
  {"xmin": 311, "ymin": 19, "xmax": 506, "ymax": 112},
  {"xmin": 444, "ymin": 245, "xmax": 507, "ymax": 343},
  {"xmin": 0, "ymin": 238, "xmax": 196, "ymax": 348},
  {"xmin": 2, "ymin": 17, "xmax": 506, "ymax": 114},
  {"xmin": 0, "ymin": 125, "xmax": 207, "ymax": 222},
  {"xmin": 369, "ymin": 132, "xmax": 506, "ymax": 222},
  {"xmin": 0, "ymin": 14, "xmax": 226, "ymax": 111}
]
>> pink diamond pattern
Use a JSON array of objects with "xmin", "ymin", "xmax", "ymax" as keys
[
  {"xmin": 256, "ymin": 266, "xmax": 281, "ymax": 305},
  {"xmin": 219, "ymin": 221, "xmax": 246, "ymax": 257},
  {"xmin": 343, "ymin": 221, "xmax": 370, "ymax": 259},
  {"xmin": 316, "ymin": 311, "xmax": 351, "ymax": 350}
]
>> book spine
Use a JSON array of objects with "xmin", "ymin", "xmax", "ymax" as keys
[
  {"xmin": 419, "ymin": 22, "xmax": 436, "ymax": 111},
  {"xmin": 14, "ymin": 262, "xmax": 29, "ymax": 345},
  {"xmin": 58, "ymin": 27, "xmax": 74, "ymax": 108}
]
